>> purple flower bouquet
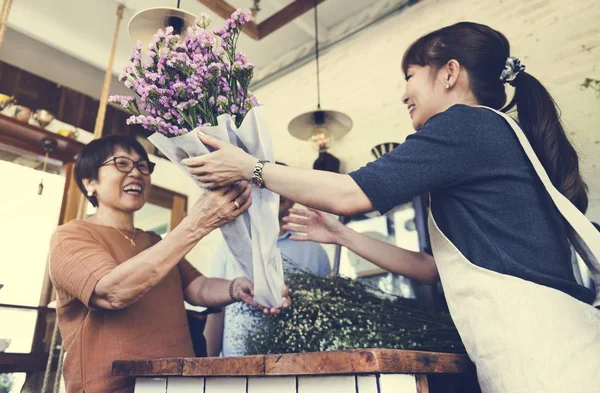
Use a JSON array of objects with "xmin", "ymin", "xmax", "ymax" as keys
[{"xmin": 110, "ymin": 9, "xmax": 285, "ymax": 307}]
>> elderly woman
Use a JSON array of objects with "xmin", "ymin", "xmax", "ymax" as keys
[{"xmin": 49, "ymin": 135, "xmax": 289, "ymax": 393}]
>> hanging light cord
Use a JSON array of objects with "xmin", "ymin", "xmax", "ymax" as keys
[{"xmin": 313, "ymin": 0, "xmax": 321, "ymax": 109}]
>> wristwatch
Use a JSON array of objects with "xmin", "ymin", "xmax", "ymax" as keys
[{"xmin": 250, "ymin": 160, "xmax": 269, "ymax": 188}]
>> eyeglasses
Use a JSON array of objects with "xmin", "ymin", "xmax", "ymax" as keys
[{"xmin": 101, "ymin": 156, "xmax": 155, "ymax": 175}]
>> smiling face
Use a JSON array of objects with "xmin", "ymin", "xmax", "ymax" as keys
[
  {"xmin": 83, "ymin": 146, "xmax": 152, "ymax": 213},
  {"xmin": 401, "ymin": 65, "xmax": 450, "ymax": 130}
]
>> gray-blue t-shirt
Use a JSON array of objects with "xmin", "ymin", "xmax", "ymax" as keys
[{"xmin": 349, "ymin": 104, "xmax": 594, "ymax": 304}]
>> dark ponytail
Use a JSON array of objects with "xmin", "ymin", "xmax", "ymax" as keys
[
  {"xmin": 503, "ymin": 73, "xmax": 588, "ymax": 212},
  {"xmin": 402, "ymin": 22, "xmax": 588, "ymax": 212}
]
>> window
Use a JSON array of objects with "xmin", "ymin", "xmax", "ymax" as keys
[
  {"xmin": 338, "ymin": 202, "xmax": 419, "ymax": 299},
  {"xmin": 0, "ymin": 149, "xmax": 64, "ymax": 354}
]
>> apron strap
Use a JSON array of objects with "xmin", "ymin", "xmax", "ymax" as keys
[{"xmin": 478, "ymin": 106, "xmax": 600, "ymax": 307}]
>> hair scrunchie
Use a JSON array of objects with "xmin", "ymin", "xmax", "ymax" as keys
[{"xmin": 500, "ymin": 56, "xmax": 526, "ymax": 86}]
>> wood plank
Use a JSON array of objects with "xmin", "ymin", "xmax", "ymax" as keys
[
  {"xmin": 265, "ymin": 349, "xmax": 474, "ymax": 376},
  {"xmin": 135, "ymin": 378, "xmax": 167, "ymax": 393},
  {"xmin": 427, "ymin": 374, "xmax": 481, "ymax": 393},
  {"xmin": 374, "ymin": 350, "xmax": 473, "ymax": 374},
  {"xmin": 356, "ymin": 375, "xmax": 378, "ymax": 393},
  {"xmin": 247, "ymin": 376, "xmax": 296, "ymax": 393},
  {"xmin": 58, "ymin": 163, "xmax": 81, "ymax": 225},
  {"xmin": 166, "ymin": 377, "xmax": 205, "ymax": 392},
  {"xmin": 57, "ymin": 86, "xmax": 86, "ymax": 128},
  {"xmin": 0, "ymin": 114, "xmax": 84, "ymax": 162},
  {"xmin": 30, "ymin": 307, "xmax": 49, "ymax": 354},
  {"xmin": 35, "ymin": 159, "xmax": 75, "ymax": 346},
  {"xmin": 258, "ymin": 0, "xmax": 328, "ymax": 39},
  {"xmin": 147, "ymin": 184, "xmax": 177, "ymax": 210},
  {"xmin": 12, "ymin": 66, "xmax": 61, "ymax": 114},
  {"xmin": 113, "ymin": 358, "xmax": 184, "ymax": 377},
  {"xmin": 183, "ymin": 355, "xmax": 264, "ymax": 376},
  {"xmin": 114, "ymin": 350, "xmax": 474, "ymax": 377},
  {"xmin": 297, "ymin": 375, "xmax": 355, "ymax": 393},
  {"xmin": 0, "ymin": 62, "xmax": 20, "ymax": 96},
  {"xmin": 204, "ymin": 377, "xmax": 247, "ymax": 393},
  {"xmin": 379, "ymin": 374, "xmax": 417, "ymax": 393},
  {"xmin": 0, "ymin": 352, "xmax": 54, "ymax": 373},
  {"xmin": 196, "ymin": 0, "xmax": 259, "ymax": 39},
  {"xmin": 170, "ymin": 194, "xmax": 187, "ymax": 230}
]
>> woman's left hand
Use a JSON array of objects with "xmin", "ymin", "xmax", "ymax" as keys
[
  {"xmin": 232, "ymin": 277, "xmax": 292, "ymax": 315},
  {"xmin": 181, "ymin": 131, "xmax": 258, "ymax": 189}
]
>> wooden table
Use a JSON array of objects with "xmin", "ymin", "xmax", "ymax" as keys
[{"xmin": 113, "ymin": 349, "xmax": 480, "ymax": 393}]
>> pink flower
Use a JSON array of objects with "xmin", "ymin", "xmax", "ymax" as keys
[{"xmin": 117, "ymin": 8, "xmax": 258, "ymax": 137}]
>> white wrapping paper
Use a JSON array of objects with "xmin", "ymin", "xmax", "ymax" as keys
[{"xmin": 148, "ymin": 106, "xmax": 285, "ymax": 307}]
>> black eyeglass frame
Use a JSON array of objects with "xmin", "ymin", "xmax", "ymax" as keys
[{"xmin": 101, "ymin": 156, "xmax": 155, "ymax": 175}]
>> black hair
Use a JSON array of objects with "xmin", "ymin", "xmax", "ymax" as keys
[
  {"xmin": 402, "ymin": 21, "xmax": 588, "ymax": 212},
  {"xmin": 75, "ymin": 135, "xmax": 151, "ymax": 207}
]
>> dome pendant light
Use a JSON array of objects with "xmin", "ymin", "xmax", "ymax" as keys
[{"xmin": 287, "ymin": 0, "xmax": 352, "ymax": 152}]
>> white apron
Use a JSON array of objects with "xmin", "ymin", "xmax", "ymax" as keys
[{"xmin": 428, "ymin": 107, "xmax": 600, "ymax": 393}]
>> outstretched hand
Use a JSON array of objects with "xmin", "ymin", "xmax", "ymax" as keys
[
  {"xmin": 232, "ymin": 277, "xmax": 292, "ymax": 315},
  {"xmin": 181, "ymin": 131, "xmax": 258, "ymax": 189},
  {"xmin": 282, "ymin": 207, "xmax": 345, "ymax": 245}
]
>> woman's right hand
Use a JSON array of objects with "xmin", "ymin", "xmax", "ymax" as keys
[
  {"xmin": 188, "ymin": 181, "xmax": 252, "ymax": 234},
  {"xmin": 282, "ymin": 207, "xmax": 345, "ymax": 245}
]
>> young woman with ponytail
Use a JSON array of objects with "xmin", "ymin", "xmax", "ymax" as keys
[{"xmin": 183, "ymin": 22, "xmax": 600, "ymax": 392}]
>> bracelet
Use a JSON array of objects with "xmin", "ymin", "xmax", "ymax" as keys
[{"xmin": 229, "ymin": 278, "xmax": 238, "ymax": 302}]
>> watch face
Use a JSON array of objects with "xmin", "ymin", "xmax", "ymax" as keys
[{"xmin": 250, "ymin": 176, "xmax": 262, "ymax": 188}]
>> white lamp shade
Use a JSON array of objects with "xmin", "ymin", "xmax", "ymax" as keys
[
  {"xmin": 288, "ymin": 109, "xmax": 353, "ymax": 141},
  {"xmin": 128, "ymin": 7, "xmax": 198, "ymax": 46}
]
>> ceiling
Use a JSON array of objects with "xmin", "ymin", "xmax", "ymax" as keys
[{"xmin": 5, "ymin": 0, "xmax": 383, "ymax": 79}]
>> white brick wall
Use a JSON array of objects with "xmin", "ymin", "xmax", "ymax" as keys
[{"xmin": 254, "ymin": 0, "xmax": 600, "ymax": 222}]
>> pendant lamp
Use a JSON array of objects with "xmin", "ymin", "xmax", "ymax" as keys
[
  {"xmin": 128, "ymin": 0, "xmax": 197, "ymax": 46},
  {"xmin": 288, "ymin": 0, "xmax": 352, "ymax": 152}
]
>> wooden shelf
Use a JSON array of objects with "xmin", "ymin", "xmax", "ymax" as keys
[
  {"xmin": 0, "ymin": 114, "xmax": 84, "ymax": 162},
  {"xmin": 112, "ymin": 349, "xmax": 474, "ymax": 378},
  {"xmin": 0, "ymin": 352, "xmax": 56, "ymax": 373}
]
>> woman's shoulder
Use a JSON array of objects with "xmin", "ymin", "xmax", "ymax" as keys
[
  {"xmin": 51, "ymin": 220, "xmax": 97, "ymax": 245},
  {"xmin": 53, "ymin": 220, "xmax": 161, "ymax": 246},
  {"xmin": 53, "ymin": 219, "xmax": 93, "ymax": 235},
  {"xmin": 421, "ymin": 104, "xmax": 513, "ymax": 145},
  {"xmin": 428, "ymin": 104, "xmax": 507, "ymax": 127}
]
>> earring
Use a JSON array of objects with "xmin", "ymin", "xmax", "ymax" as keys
[
  {"xmin": 445, "ymin": 83, "xmax": 450, "ymax": 89},
  {"xmin": 87, "ymin": 190, "xmax": 94, "ymax": 197}
]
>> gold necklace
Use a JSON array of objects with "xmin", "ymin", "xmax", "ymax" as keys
[{"xmin": 114, "ymin": 227, "xmax": 137, "ymax": 247}]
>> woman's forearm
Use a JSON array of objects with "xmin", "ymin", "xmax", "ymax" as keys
[
  {"xmin": 338, "ymin": 226, "xmax": 438, "ymax": 284},
  {"xmin": 193, "ymin": 277, "xmax": 236, "ymax": 308},
  {"xmin": 204, "ymin": 312, "xmax": 224, "ymax": 357},
  {"xmin": 261, "ymin": 164, "xmax": 373, "ymax": 216},
  {"xmin": 91, "ymin": 217, "xmax": 209, "ymax": 310}
]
